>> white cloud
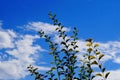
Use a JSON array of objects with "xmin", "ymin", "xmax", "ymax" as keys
[
  {"xmin": 74, "ymin": 40, "xmax": 120, "ymax": 64},
  {"xmin": 0, "ymin": 21, "xmax": 70, "ymax": 79},
  {"xmin": 27, "ymin": 21, "xmax": 120, "ymax": 79},
  {"xmin": 0, "ymin": 25, "xmax": 49, "ymax": 79},
  {"xmin": 98, "ymin": 41, "xmax": 120, "ymax": 63},
  {"xmin": 0, "ymin": 30, "xmax": 15, "ymax": 49},
  {"xmin": 1, "ymin": 21, "xmax": 120, "ymax": 79},
  {"xmin": 53, "ymin": 35, "xmax": 120, "ymax": 79},
  {"xmin": 26, "ymin": 22, "xmax": 70, "ymax": 34},
  {"xmin": 53, "ymin": 31, "xmax": 120, "ymax": 64},
  {"xmin": 93, "ymin": 69, "xmax": 120, "ymax": 80},
  {"xmin": 107, "ymin": 69, "xmax": 120, "ymax": 80}
]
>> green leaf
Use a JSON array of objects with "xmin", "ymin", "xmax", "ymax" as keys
[
  {"xmin": 54, "ymin": 56, "xmax": 57, "ymax": 60},
  {"xmin": 86, "ymin": 38, "xmax": 93, "ymax": 42},
  {"xmin": 66, "ymin": 39, "xmax": 70, "ymax": 42},
  {"xmin": 99, "ymin": 64, "xmax": 102, "ymax": 69},
  {"xmin": 91, "ymin": 61, "xmax": 98, "ymax": 65},
  {"xmin": 33, "ymin": 68, "xmax": 38, "ymax": 72},
  {"xmin": 70, "ymin": 36, "xmax": 74, "ymax": 38},
  {"xmin": 56, "ymin": 27, "xmax": 59, "ymax": 30},
  {"xmin": 87, "ymin": 48, "xmax": 92, "ymax": 53},
  {"xmin": 96, "ymin": 73, "xmax": 102, "ymax": 77},
  {"xmin": 54, "ymin": 78, "xmax": 58, "ymax": 80},
  {"xmin": 58, "ymin": 23, "xmax": 61, "ymax": 26},
  {"xmin": 102, "ymin": 68, "xmax": 106, "ymax": 72},
  {"xmin": 50, "ymin": 47, "xmax": 56, "ymax": 50},
  {"xmin": 69, "ymin": 48, "xmax": 73, "ymax": 51},
  {"xmin": 88, "ymin": 55, "xmax": 95, "ymax": 60},
  {"xmin": 105, "ymin": 72, "xmax": 110, "ymax": 79},
  {"xmin": 61, "ymin": 42, "xmax": 66, "ymax": 45},
  {"xmin": 92, "ymin": 76, "xmax": 95, "ymax": 79},
  {"xmin": 99, "ymin": 54, "xmax": 104, "ymax": 60},
  {"xmin": 51, "ymin": 67, "xmax": 56, "ymax": 70},
  {"xmin": 86, "ymin": 42, "xmax": 92, "ymax": 47},
  {"xmin": 94, "ymin": 43, "xmax": 99, "ymax": 47},
  {"xmin": 95, "ymin": 51, "xmax": 100, "ymax": 55}
]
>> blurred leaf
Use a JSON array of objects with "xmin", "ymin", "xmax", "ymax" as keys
[
  {"xmin": 86, "ymin": 38, "xmax": 93, "ymax": 42},
  {"xmin": 86, "ymin": 42, "xmax": 92, "ymax": 47},
  {"xmin": 56, "ymin": 27, "xmax": 59, "ymax": 30},
  {"xmin": 51, "ymin": 67, "xmax": 56, "ymax": 70},
  {"xmin": 105, "ymin": 72, "xmax": 110, "ymax": 79},
  {"xmin": 95, "ymin": 51, "xmax": 100, "ymax": 55},
  {"xmin": 91, "ymin": 61, "xmax": 98, "ymax": 65},
  {"xmin": 70, "ymin": 36, "xmax": 74, "ymax": 38},
  {"xmin": 94, "ymin": 43, "xmax": 99, "ymax": 47},
  {"xmin": 99, "ymin": 64, "xmax": 102, "ymax": 69},
  {"xmin": 92, "ymin": 76, "xmax": 95, "ymax": 79},
  {"xmin": 50, "ymin": 47, "xmax": 56, "ymax": 51},
  {"xmin": 61, "ymin": 42, "xmax": 66, "ymax": 45},
  {"xmin": 96, "ymin": 73, "xmax": 102, "ymax": 77},
  {"xmin": 102, "ymin": 68, "xmax": 106, "ymax": 72},
  {"xmin": 99, "ymin": 54, "xmax": 104, "ymax": 60},
  {"xmin": 87, "ymin": 48, "xmax": 92, "ymax": 53},
  {"xmin": 33, "ymin": 68, "xmax": 38, "ymax": 72},
  {"xmin": 66, "ymin": 39, "xmax": 70, "ymax": 42},
  {"xmin": 88, "ymin": 55, "xmax": 95, "ymax": 60}
]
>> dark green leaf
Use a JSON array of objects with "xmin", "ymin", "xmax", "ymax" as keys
[
  {"xmin": 96, "ymin": 73, "xmax": 102, "ymax": 77},
  {"xmin": 105, "ymin": 72, "xmax": 110, "ymax": 79},
  {"xmin": 102, "ymin": 68, "xmax": 106, "ymax": 72},
  {"xmin": 91, "ymin": 61, "xmax": 98, "ymax": 65}
]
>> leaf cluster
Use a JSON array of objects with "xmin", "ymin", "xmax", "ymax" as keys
[{"xmin": 27, "ymin": 13, "xmax": 110, "ymax": 80}]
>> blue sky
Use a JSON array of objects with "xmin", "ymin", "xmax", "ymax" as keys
[{"xmin": 0, "ymin": 0, "xmax": 120, "ymax": 80}]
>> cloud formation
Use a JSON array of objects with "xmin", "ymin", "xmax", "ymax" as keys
[
  {"xmin": 0, "ymin": 30, "xmax": 16, "ymax": 49},
  {"xmin": 71, "ymin": 40, "xmax": 120, "ymax": 64},
  {"xmin": 26, "ymin": 22, "xmax": 70, "ymax": 34},
  {"xmin": 0, "ymin": 24, "xmax": 49, "ymax": 79},
  {"xmin": 107, "ymin": 69, "xmax": 120, "ymax": 80},
  {"xmin": 26, "ymin": 22, "xmax": 120, "ymax": 80},
  {"xmin": 0, "ymin": 21, "xmax": 120, "ymax": 79},
  {"xmin": 53, "ymin": 35, "xmax": 120, "ymax": 64}
]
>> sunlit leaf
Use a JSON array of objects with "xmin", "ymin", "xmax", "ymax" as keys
[
  {"xmin": 99, "ymin": 54, "xmax": 104, "ymax": 60},
  {"xmin": 88, "ymin": 55, "xmax": 95, "ymax": 60},
  {"xmin": 94, "ymin": 43, "xmax": 99, "ymax": 47},
  {"xmin": 86, "ymin": 42, "xmax": 92, "ymax": 47},
  {"xmin": 95, "ymin": 51, "xmax": 100, "ymax": 55}
]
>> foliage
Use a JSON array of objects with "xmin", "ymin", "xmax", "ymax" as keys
[{"xmin": 27, "ymin": 13, "xmax": 110, "ymax": 80}]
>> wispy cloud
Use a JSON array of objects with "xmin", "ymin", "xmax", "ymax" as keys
[
  {"xmin": 53, "ymin": 35, "xmax": 120, "ymax": 64},
  {"xmin": 26, "ymin": 21, "xmax": 120, "ymax": 79},
  {"xmin": 77, "ymin": 40, "xmax": 120, "ymax": 64},
  {"xmin": 1, "ymin": 21, "xmax": 120, "ymax": 79},
  {"xmin": 42, "ymin": 23, "xmax": 120, "ymax": 80},
  {"xmin": 92, "ymin": 69, "xmax": 120, "ymax": 80},
  {"xmin": 0, "ymin": 24, "xmax": 49, "ymax": 79},
  {"xmin": 26, "ymin": 22, "xmax": 70, "ymax": 34},
  {"xmin": 107, "ymin": 69, "xmax": 120, "ymax": 80},
  {"xmin": 0, "ymin": 29, "xmax": 15, "ymax": 49}
]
